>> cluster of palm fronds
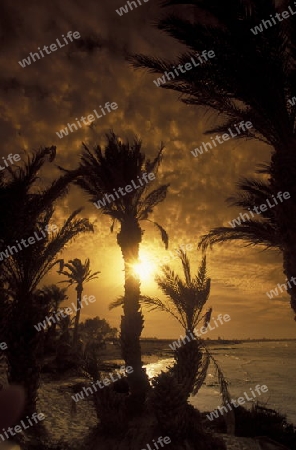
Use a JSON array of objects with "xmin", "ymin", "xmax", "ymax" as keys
[{"xmin": 130, "ymin": 0, "xmax": 296, "ymax": 317}]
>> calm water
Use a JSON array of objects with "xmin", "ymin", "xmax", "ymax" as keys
[{"xmin": 144, "ymin": 341, "xmax": 296, "ymax": 424}]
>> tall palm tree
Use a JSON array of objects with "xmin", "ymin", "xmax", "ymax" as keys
[
  {"xmin": 0, "ymin": 147, "xmax": 78, "ymax": 347},
  {"xmin": 2, "ymin": 208, "xmax": 93, "ymax": 418},
  {"xmin": 58, "ymin": 258, "xmax": 100, "ymax": 345},
  {"xmin": 0, "ymin": 148, "xmax": 93, "ymax": 418},
  {"xmin": 198, "ymin": 171, "xmax": 296, "ymax": 313},
  {"xmin": 129, "ymin": 0, "xmax": 296, "ymax": 317},
  {"xmin": 70, "ymin": 131, "xmax": 169, "ymax": 409},
  {"xmin": 0, "ymin": 146, "xmax": 76, "ymax": 253}
]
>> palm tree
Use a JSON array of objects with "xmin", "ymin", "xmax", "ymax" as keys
[
  {"xmin": 58, "ymin": 258, "xmax": 100, "ymax": 345},
  {"xmin": 39, "ymin": 284, "xmax": 68, "ymax": 312},
  {"xmin": 129, "ymin": 0, "xmax": 296, "ymax": 317},
  {"xmin": 127, "ymin": 250, "xmax": 233, "ymax": 437},
  {"xmin": 0, "ymin": 146, "xmax": 76, "ymax": 253},
  {"xmin": 0, "ymin": 149, "xmax": 94, "ymax": 418},
  {"xmin": 36, "ymin": 285, "xmax": 68, "ymax": 351},
  {"xmin": 2, "ymin": 209, "xmax": 93, "ymax": 418},
  {"xmin": 0, "ymin": 147, "xmax": 76, "ymax": 349},
  {"xmin": 70, "ymin": 131, "xmax": 169, "ymax": 409},
  {"xmin": 134, "ymin": 250, "xmax": 212, "ymax": 397}
]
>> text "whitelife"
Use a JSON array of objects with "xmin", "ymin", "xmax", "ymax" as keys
[{"xmin": 18, "ymin": 31, "xmax": 81, "ymax": 68}]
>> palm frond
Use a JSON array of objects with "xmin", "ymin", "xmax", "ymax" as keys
[
  {"xmin": 70, "ymin": 132, "xmax": 168, "ymax": 248},
  {"xmin": 179, "ymin": 249, "xmax": 191, "ymax": 285},
  {"xmin": 192, "ymin": 350, "xmax": 210, "ymax": 395},
  {"xmin": 199, "ymin": 222, "xmax": 279, "ymax": 252},
  {"xmin": 204, "ymin": 346, "xmax": 235, "ymax": 434},
  {"xmin": 129, "ymin": 0, "xmax": 294, "ymax": 148},
  {"xmin": 109, "ymin": 296, "xmax": 124, "ymax": 310},
  {"xmin": 148, "ymin": 220, "xmax": 169, "ymax": 249},
  {"xmin": 140, "ymin": 295, "xmax": 184, "ymax": 327},
  {"xmin": 138, "ymin": 185, "xmax": 169, "ymax": 220}
]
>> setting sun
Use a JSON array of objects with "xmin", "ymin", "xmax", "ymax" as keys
[{"xmin": 132, "ymin": 259, "xmax": 155, "ymax": 281}]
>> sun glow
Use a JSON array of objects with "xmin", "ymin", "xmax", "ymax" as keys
[{"xmin": 132, "ymin": 258, "xmax": 155, "ymax": 281}]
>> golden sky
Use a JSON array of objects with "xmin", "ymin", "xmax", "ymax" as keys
[{"xmin": 1, "ymin": 0, "xmax": 295, "ymax": 339}]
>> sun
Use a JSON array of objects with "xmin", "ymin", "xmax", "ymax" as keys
[{"xmin": 132, "ymin": 259, "xmax": 155, "ymax": 281}]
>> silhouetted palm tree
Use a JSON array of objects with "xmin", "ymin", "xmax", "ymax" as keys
[
  {"xmin": 0, "ymin": 149, "xmax": 93, "ymax": 417},
  {"xmin": 73, "ymin": 132, "xmax": 169, "ymax": 409},
  {"xmin": 133, "ymin": 250, "xmax": 233, "ymax": 436},
  {"xmin": 38, "ymin": 284, "xmax": 68, "ymax": 313},
  {"xmin": 2, "ymin": 209, "xmax": 93, "ymax": 417},
  {"xmin": 129, "ymin": 0, "xmax": 296, "ymax": 316},
  {"xmin": 137, "ymin": 250, "xmax": 212, "ymax": 397},
  {"xmin": 0, "ymin": 146, "xmax": 76, "ymax": 253},
  {"xmin": 58, "ymin": 258, "xmax": 100, "ymax": 345},
  {"xmin": 36, "ymin": 285, "xmax": 68, "ymax": 350},
  {"xmin": 0, "ymin": 147, "xmax": 76, "ymax": 348}
]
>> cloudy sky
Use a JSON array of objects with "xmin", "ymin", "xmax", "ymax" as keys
[{"xmin": 1, "ymin": 0, "xmax": 295, "ymax": 339}]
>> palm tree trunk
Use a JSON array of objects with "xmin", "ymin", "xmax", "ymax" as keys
[
  {"xmin": 6, "ymin": 299, "xmax": 41, "ymax": 418},
  {"xmin": 282, "ymin": 251, "xmax": 296, "ymax": 318},
  {"xmin": 270, "ymin": 140, "xmax": 296, "ymax": 316},
  {"xmin": 117, "ymin": 217, "xmax": 150, "ymax": 413},
  {"xmin": 73, "ymin": 284, "xmax": 83, "ymax": 345},
  {"xmin": 7, "ymin": 340, "xmax": 40, "ymax": 418},
  {"xmin": 172, "ymin": 331, "xmax": 203, "ymax": 398}
]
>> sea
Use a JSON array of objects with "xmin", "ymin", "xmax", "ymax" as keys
[{"xmin": 144, "ymin": 341, "xmax": 296, "ymax": 424}]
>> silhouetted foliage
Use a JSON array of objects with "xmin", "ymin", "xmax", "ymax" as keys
[{"xmin": 130, "ymin": 0, "xmax": 296, "ymax": 318}]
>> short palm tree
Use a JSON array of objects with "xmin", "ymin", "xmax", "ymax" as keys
[
  {"xmin": 37, "ymin": 284, "xmax": 68, "ymax": 313},
  {"xmin": 136, "ymin": 250, "xmax": 233, "ymax": 436},
  {"xmin": 129, "ymin": 0, "xmax": 296, "ymax": 318},
  {"xmin": 71, "ymin": 131, "xmax": 169, "ymax": 408},
  {"xmin": 58, "ymin": 258, "xmax": 100, "ymax": 345},
  {"xmin": 36, "ymin": 285, "xmax": 68, "ymax": 349},
  {"xmin": 140, "ymin": 249, "xmax": 213, "ymax": 396}
]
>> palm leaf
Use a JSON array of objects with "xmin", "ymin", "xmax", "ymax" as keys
[
  {"xmin": 204, "ymin": 346, "xmax": 235, "ymax": 434},
  {"xmin": 109, "ymin": 296, "xmax": 124, "ymax": 310},
  {"xmin": 199, "ymin": 222, "xmax": 279, "ymax": 251},
  {"xmin": 140, "ymin": 295, "xmax": 184, "ymax": 327},
  {"xmin": 192, "ymin": 350, "xmax": 210, "ymax": 395},
  {"xmin": 148, "ymin": 221, "xmax": 169, "ymax": 249}
]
